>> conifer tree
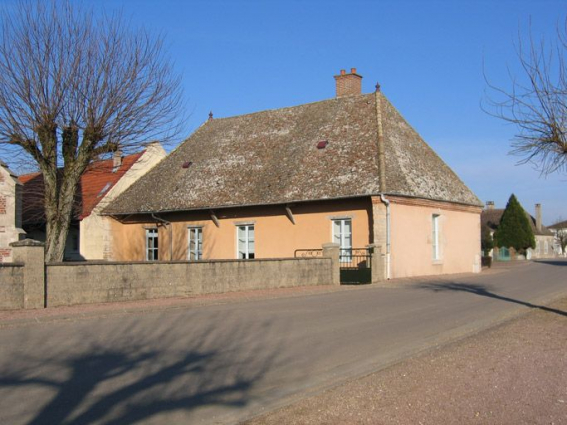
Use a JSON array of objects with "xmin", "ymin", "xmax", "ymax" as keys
[{"xmin": 494, "ymin": 194, "xmax": 536, "ymax": 254}]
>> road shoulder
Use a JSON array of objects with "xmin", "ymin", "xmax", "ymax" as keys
[{"xmin": 244, "ymin": 296, "xmax": 567, "ymax": 425}]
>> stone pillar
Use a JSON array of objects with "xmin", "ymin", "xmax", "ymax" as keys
[
  {"xmin": 10, "ymin": 239, "xmax": 45, "ymax": 309},
  {"xmin": 322, "ymin": 242, "xmax": 340, "ymax": 286},
  {"xmin": 366, "ymin": 244, "xmax": 385, "ymax": 283},
  {"xmin": 371, "ymin": 196, "xmax": 388, "ymax": 280}
]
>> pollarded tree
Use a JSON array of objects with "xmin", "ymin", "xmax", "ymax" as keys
[
  {"xmin": 0, "ymin": 1, "xmax": 183, "ymax": 261},
  {"xmin": 493, "ymin": 194, "xmax": 536, "ymax": 255}
]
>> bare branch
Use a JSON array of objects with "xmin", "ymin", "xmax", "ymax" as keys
[{"xmin": 483, "ymin": 17, "xmax": 567, "ymax": 175}]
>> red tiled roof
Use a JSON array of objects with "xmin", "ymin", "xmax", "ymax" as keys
[{"xmin": 19, "ymin": 152, "xmax": 143, "ymax": 226}]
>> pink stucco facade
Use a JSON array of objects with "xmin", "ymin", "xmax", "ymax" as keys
[{"xmin": 387, "ymin": 197, "xmax": 482, "ymax": 278}]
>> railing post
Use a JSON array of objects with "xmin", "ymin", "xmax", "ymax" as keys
[
  {"xmin": 10, "ymin": 239, "xmax": 45, "ymax": 309},
  {"xmin": 322, "ymin": 243, "xmax": 340, "ymax": 285}
]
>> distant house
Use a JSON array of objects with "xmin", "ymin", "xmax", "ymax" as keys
[
  {"xmin": 104, "ymin": 69, "xmax": 483, "ymax": 280},
  {"xmin": 482, "ymin": 201, "xmax": 556, "ymax": 260},
  {"xmin": 0, "ymin": 161, "xmax": 25, "ymax": 262},
  {"xmin": 19, "ymin": 142, "xmax": 165, "ymax": 260}
]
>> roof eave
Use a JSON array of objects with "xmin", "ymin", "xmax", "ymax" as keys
[{"xmin": 103, "ymin": 191, "xmax": 483, "ymax": 217}]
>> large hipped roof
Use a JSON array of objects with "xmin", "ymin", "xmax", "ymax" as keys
[{"xmin": 105, "ymin": 92, "xmax": 481, "ymax": 215}]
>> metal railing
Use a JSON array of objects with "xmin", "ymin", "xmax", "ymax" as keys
[
  {"xmin": 294, "ymin": 249, "xmax": 323, "ymax": 258},
  {"xmin": 339, "ymin": 248, "xmax": 372, "ymax": 270}
]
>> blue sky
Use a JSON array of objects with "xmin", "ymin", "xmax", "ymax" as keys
[{"xmin": 3, "ymin": 0, "xmax": 567, "ymax": 223}]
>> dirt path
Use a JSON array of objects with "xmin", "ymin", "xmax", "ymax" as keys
[{"xmin": 245, "ymin": 297, "xmax": 567, "ymax": 425}]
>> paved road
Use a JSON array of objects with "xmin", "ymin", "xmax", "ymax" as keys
[{"xmin": 0, "ymin": 260, "xmax": 565, "ymax": 425}]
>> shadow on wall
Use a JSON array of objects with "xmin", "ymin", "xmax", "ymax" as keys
[
  {"xmin": 418, "ymin": 282, "xmax": 567, "ymax": 318},
  {"xmin": 0, "ymin": 309, "xmax": 286, "ymax": 424}
]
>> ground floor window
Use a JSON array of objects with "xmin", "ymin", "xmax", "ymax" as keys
[
  {"xmin": 188, "ymin": 227, "xmax": 203, "ymax": 261},
  {"xmin": 237, "ymin": 224, "xmax": 255, "ymax": 259},
  {"xmin": 432, "ymin": 214, "xmax": 440, "ymax": 260},
  {"xmin": 332, "ymin": 218, "xmax": 352, "ymax": 262},
  {"xmin": 146, "ymin": 228, "xmax": 158, "ymax": 261}
]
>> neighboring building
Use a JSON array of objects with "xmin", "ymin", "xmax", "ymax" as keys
[
  {"xmin": 482, "ymin": 201, "xmax": 556, "ymax": 260},
  {"xmin": 548, "ymin": 219, "xmax": 567, "ymax": 256},
  {"xmin": 104, "ymin": 69, "xmax": 483, "ymax": 280},
  {"xmin": 0, "ymin": 161, "xmax": 25, "ymax": 262},
  {"xmin": 19, "ymin": 142, "xmax": 165, "ymax": 260}
]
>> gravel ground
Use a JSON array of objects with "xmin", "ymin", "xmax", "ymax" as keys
[{"xmin": 245, "ymin": 297, "xmax": 567, "ymax": 425}]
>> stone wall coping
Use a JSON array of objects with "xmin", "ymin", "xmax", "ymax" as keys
[
  {"xmin": 47, "ymin": 257, "xmax": 331, "ymax": 267},
  {"xmin": 10, "ymin": 239, "xmax": 45, "ymax": 247},
  {"xmin": 0, "ymin": 262, "xmax": 24, "ymax": 268}
]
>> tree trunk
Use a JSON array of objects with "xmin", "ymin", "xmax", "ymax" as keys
[{"xmin": 43, "ymin": 172, "xmax": 80, "ymax": 263}]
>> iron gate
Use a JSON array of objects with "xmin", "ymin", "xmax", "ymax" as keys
[
  {"xmin": 294, "ymin": 247, "xmax": 372, "ymax": 284},
  {"xmin": 339, "ymin": 248, "xmax": 372, "ymax": 284}
]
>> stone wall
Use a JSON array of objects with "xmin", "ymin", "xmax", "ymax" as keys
[
  {"xmin": 1, "ymin": 240, "xmax": 338, "ymax": 310},
  {"xmin": 0, "ymin": 263, "xmax": 24, "ymax": 309},
  {"xmin": 46, "ymin": 257, "xmax": 333, "ymax": 307}
]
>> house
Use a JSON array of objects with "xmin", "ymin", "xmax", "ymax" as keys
[
  {"xmin": 481, "ymin": 201, "xmax": 556, "ymax": 260},
  {"xmin": 104, "ymin": 69, "xmax": 483, "ymax": 280},
  {"xmin": 19, "ymin": 142, "xmax": 165, "ymax": 260},
  {"xmin": 0, "ymin": 161, "xmax": 25, "ymax": 262},
  {"xmin": 548, "ymin": 219, "xmax": 567, "ymax": 256}
]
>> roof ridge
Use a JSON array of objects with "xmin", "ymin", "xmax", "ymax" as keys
[{"xmin": 209, "ymin": 93, "xmax": 374, "ymax": 122}]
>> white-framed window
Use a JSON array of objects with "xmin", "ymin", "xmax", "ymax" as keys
[
  {"xmin": 146, "ymin": 228, "xmax": 159, "ymax": 261},
  {"xmin": 188, "ymin": 227, "xmax": 203, "ymax": 261},
  {"xmin": 237, "ymin": 224, "xmax": 255, "ymax": 259},
  {"xmin": 332, "ymin": 218, "xmax": 352, "ymax": 261},
  {"xmin": 432, "ymin": 214, "xmax": 440, "ymax": 260}
]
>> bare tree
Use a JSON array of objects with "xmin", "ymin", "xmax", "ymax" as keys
[
  {"xmin": 550, "ymin": 218, "xmax": 567, "ymax": 255},
  {"xmin": 484, "ymin": 19, "xmax": 567, "ymax": 175},
  {"xmin": 0, "ymin": 1, "xmax": 183, "ymax": 261}
]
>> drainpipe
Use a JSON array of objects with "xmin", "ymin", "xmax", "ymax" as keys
[
  {"xmin": 380, "ymin": 194, "xmax": 391, "ymax": 280},
  {"xmin": 151, "ymin": 213, "xmax": 172, "ymax": 261}
]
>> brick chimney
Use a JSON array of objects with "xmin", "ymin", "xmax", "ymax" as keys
[
  {"xmin": 486, "ymin": 201, "xmax": 494, "ymax": 210},
  {"xmin": 535, "ymin": 203, "xmax": 542, "ymax": 232},
  {"xmin": 334, "ymin": 68, "xmax": 362, "ymax": 97}
]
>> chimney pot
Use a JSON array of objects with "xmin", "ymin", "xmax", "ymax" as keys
[
  {"xmin": 340, "ymin": 69, "xmax": 346, "ymax": 75},
  {"xmin": 351, "ymin": 67, "xmax": 357, "ymax": 74},
  {"xmin": 113, "ymin": 150, "xmax": 122, "ymax": 171},
  {"xmin": 486, "ymin": 201, "xmax": 494, "ymax": 210}
]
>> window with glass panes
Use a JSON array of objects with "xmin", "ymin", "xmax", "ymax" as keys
[
  {"xmin": 146, "ymin": 228, "xmax": 158, "ymax": 261},
  {"xmin": 332, "ymin": 219, "xmax": 352, "ymax": 261},
  {"xmin": 187, "ymin": 227, "xmax": 203, "ymax": 261},
  {"xmin": 237, "ymin": 224, "xmax": 255, "ymax": 259},
  {"xmin": 432, "ymin": 214, "xmax": 440, "ymax": 260}
]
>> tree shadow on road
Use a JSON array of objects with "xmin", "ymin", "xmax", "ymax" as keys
[
  {"xmin": 418, "ymin": 282, "xmax": 567, "ymax": 318},
  {"xmin": 533, "ymin": 259, "xmax": 567, "ymax": 267},
  {"xmin": 0, "ymin": 310, "xmax": 284, "ymax": 424}
]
